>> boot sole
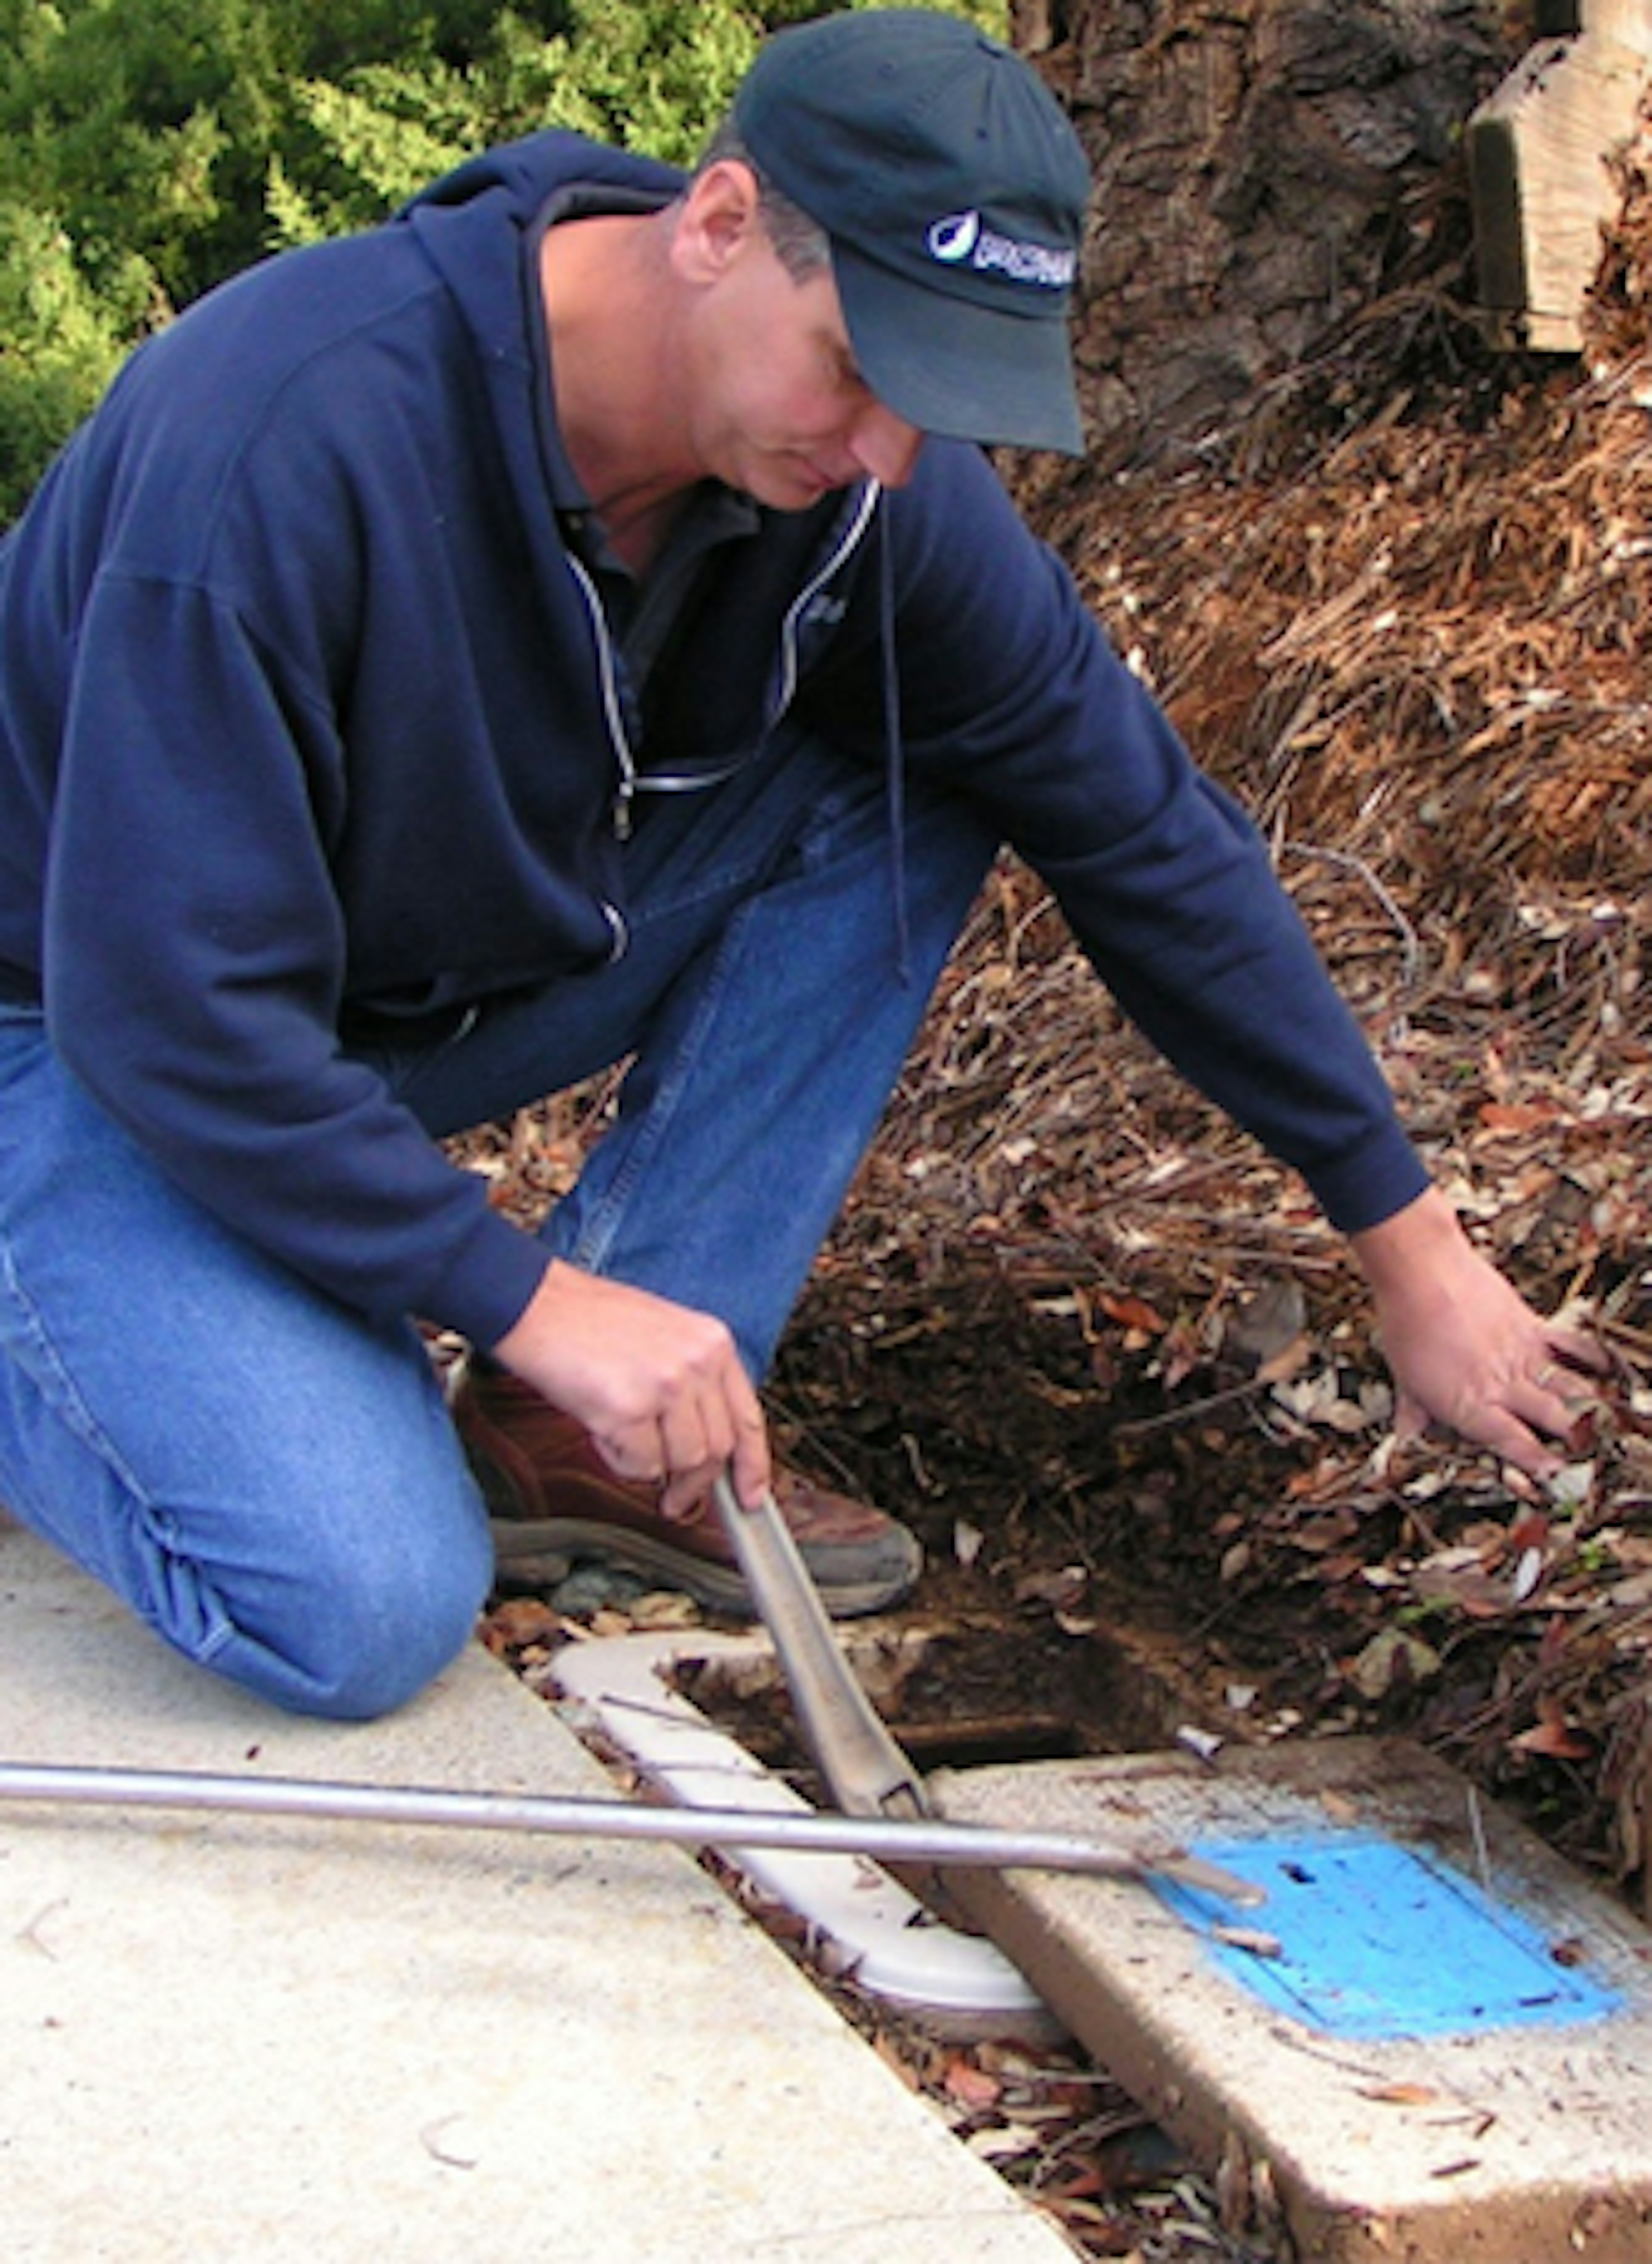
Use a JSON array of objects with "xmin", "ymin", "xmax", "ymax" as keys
[{"xmin": 489, "ymin": 1514, "xmax": 919, "ymax": 1620}]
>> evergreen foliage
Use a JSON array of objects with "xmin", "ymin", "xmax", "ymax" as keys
[{"xmin": 0, "ymin": 0, "xmax": 1005, "ymax": 521}]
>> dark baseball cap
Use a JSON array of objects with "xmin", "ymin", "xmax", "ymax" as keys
[{"xmin": 733, "ymin": 8, "xmax": 1090, "ymax": 454}]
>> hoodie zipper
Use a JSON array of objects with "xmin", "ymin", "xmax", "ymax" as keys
[
  {"xmin": 626, "ymin": 478, "xmax": 883, "ymax": 800},
  {"xmin": 564, "ymin": 550, "xmax": 639, "ymax": 841},
  {"xmin": 566, "ymin": 479, "xmax": 883, "ymax": 840},
  {"xmin": 773, "ymin": 480, "xmax": 881, "ymax": 717}
]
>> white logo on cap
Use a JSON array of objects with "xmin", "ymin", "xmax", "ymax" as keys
[
  {"xmin": 928, "ymin": 211, "xmax": 980, "ymax": 263},
  {"xmin": 925, "ymin": 208, "xmax": 1075, "ymax": 290}
]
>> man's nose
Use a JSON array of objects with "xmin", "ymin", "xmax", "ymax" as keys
[{"xmin": 849, "ymin": 401, "xmax": 924, "ymax": 487}]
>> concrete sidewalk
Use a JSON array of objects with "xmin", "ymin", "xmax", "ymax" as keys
[{"xmin": 0, "ymin": 1525, "xmax": 1073, "ymax": 2264}]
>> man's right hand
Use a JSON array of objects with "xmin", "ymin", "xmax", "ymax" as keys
[{"xmin": 490, "ymin": 1259, "xmax": 771, "ymax": 1519}]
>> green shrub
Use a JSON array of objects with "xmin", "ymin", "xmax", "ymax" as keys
[{"xmin": 0, "ymin": 0, "xmax": 1008, "ymax": 519}]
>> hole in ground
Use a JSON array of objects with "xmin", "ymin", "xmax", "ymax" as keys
[{"xmin": 671, "ymin": 1607, "xmax": 1235, "ymax": 1794}]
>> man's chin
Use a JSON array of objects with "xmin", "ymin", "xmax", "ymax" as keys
[{"xmin": 747, "ymin": 458, "xmax": 844, "ymax": 510}]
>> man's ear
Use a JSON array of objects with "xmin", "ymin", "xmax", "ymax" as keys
[{"xmin": 672, "ymin": 158, "xmax": 763, "ymax": 283}]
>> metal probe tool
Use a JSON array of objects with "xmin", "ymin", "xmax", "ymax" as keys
[
  {"xmin": 711, "ymin": 1470, "xmax": 928, "ymax": 1820},
  {"xmin": 0, "ymin": 1757, "xmax": 1261, "ymax": 1900}
]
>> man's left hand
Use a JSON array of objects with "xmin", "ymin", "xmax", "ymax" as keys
[{"xmin": 1350, "ymin": 1186, "xmax": 1609, "ymax": 1480}]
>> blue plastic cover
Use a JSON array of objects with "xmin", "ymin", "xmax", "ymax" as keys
[{"xmin": 1154, "ymin": 1833, "xmax": 1623, "ymax": 2040}]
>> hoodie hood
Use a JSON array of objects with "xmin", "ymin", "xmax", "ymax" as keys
[
  {"xmin": 396, "ymin": 131, "xmax": 684, "ymax": 362},
  {"xmin": 401, "ymin": 128, "xmax": 684, "ymax": 221}
]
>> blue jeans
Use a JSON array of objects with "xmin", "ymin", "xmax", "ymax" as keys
[{"xmin": 0, "ymin": 732, "xmax": 995, "ymax": 1716}]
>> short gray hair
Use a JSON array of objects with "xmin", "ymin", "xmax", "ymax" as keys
[{"xmin": 696, "ymin": 119, "xmax": 832, "ymax": 283}]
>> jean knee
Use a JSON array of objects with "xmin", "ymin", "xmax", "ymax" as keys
[
  {"xmin": 310, "ymin": 1539, "xmax": 493, "ymax": 1723},
  {"xmin": 301, "ymin": 1560, "xmax": 492, "ymax": 1722},
  {"xmin": 198, "ymin": 1480, "xmax": 497, "ymax": 1723}
]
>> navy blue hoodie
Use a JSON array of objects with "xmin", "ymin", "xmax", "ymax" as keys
[{"xmin": 0, "ymin": 133, "xmax": 1425, "ymax": 1350}]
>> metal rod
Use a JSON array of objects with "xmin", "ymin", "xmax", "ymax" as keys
[{"xmin": 0, "ymin": 1758, "xmax": 1258, "ymax": 1898}]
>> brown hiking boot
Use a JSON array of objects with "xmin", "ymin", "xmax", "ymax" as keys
[{"xmin": 449, "ymin": 1362, "xmax": 921, "ymax": 1618}]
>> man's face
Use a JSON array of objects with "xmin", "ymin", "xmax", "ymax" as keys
[{"xmin": 678, "ymin": 185, "xmax": 925, "ymax": 508}]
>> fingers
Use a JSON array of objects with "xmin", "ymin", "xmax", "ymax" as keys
[
  {"xmin": 494, "ymin": 1263, "xmax": 773, "ymax": 1511},
  {"xmin": 595, "ymin": 1321, "xmax": 771, "ymax": 1519},
  {"xmin": 725, "ymin": 1400, "xmax": 773, "ymax": 1511},
  {"xmin": 1391, "ymin": 1388, "xmax": 1430, "ymax": 1445},
  {"xmin": 655, "ymin": 1353, "xmax": 770, "ymax": 1518},
  {"xmin": 596, "ymin": 1367, "xmax": 768, "ymax": 1521},
  {"xmin": 592, "ymin": 1415, "xmax": 749, "ymax": 1521},
  {"xmin": 1541, "ymin": 1324, "xmax": 1612, "ymax": 1376},
  {"xmin": 1519, "ymin": 1330, "xmax": 1609, "ymax": 1433},
  {"xmin": 1391, "ymin": 1340, "xmax": 1601, "ymax": 1484},
  {"xmin": 610, "ymin": 1432, "xmax": 767, "ymax": 1525},
  {"xmin": 1519, "ymin": 1364, "xmax": 1584, "ymax": 1430},
  {"xmin": 1475, "ymin": 1406, "xmax": 1575, "ymax": 1483}
]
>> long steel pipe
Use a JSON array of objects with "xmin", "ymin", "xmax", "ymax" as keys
[{"xmin": 0, "ymin": 1757, "xmax": 1258, "ymax": 1899}]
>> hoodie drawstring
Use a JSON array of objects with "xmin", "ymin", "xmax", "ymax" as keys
[{"xmin": 878, "ymin": 513, "xmax": 912, "ymax": 988}]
